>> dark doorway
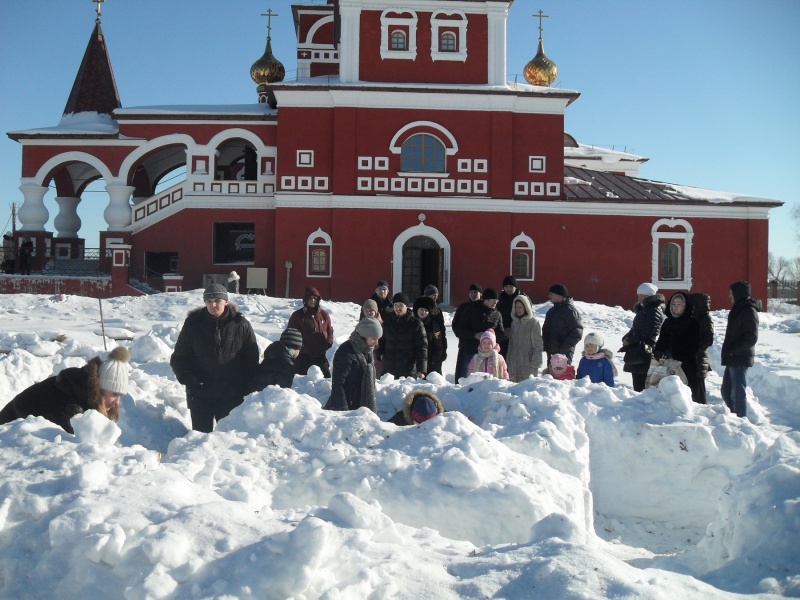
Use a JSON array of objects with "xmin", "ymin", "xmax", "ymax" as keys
[{"xmin": 401, "ymin": 236, "xmax": 443, "ymax": 300}]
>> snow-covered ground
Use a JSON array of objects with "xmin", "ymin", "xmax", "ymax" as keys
[{"xmin": 0, "ymin": 290, "xmax": 798, "ymax": 599}]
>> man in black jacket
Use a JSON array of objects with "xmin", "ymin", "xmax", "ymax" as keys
[
  {"xmin": 170, "ymin": 284, "xmax": 260, "ymax": 432},
  {"xmin": 378, "ymin": 292, "xmax": 428, "ymax": 378},
  {"xmin": 326, "ymin": 318, "xmax": 383, "ymax": 412},
  {"xmin": 452, "ymin": 283, "xmax": 482, "ymax": 380},
  {"xmin": 542, "ymin": 284, "xmax": 584, "ymax": 366},
  {"xmin": 721, "ymin": 280, "xmax": 759, "ymax": 418},
  {"xmin": 496, "ymin": 275, "xmax": 523, "ymax": 357}
]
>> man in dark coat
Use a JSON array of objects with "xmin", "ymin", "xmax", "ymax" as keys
[
  {"xmin": 452, "ymin": 283, "xmax": 482, "ymax": 381},
  {"xmin": 413, "ymin": 295, "xmax": 445, "ymax": 375},
  {"xmin": 721, "ymin": 281, "xmax": 759, "ymax": 418},
  {"xmin": 370, "ymin": 280, "xmax": 393, "ymax": 319},
  {"xmin": 170, "ymin": 284, "xmax": 260, "ymax": 432},
  {"xmin": 496, "ymin": 275, "xmax": 523, "ymax": 357},
  {"xmin": 423, "ymin": 284, "xmax": 447, "ymax": 364},
  {"xmin": 326, "ymin": 318, "xmax": 383, "ymax": 412},
  {"xmin": 542, "ymin": 284, "xmax": 584, "ymax": 366},
  {"xmin": 378, "ymin": 292, "xmax": 428, "ymax": 379},
  {"xmin": 456, "ymin": 287, "xmax": 504, "ymax": 380},
  {"xmin": 253, "ymin": 328, "xmax": 303, "ymax": 390},
  {"xmin": 18, "ymin": 237, "xmax": 33, "ymax": 275},
  {"xmin": 689, "ymin": 292, "xmax": 714, "ymax": 404},
  {"xmin": 620, "ymin": 282, "xmax": 665, "ymax": 392},
  {"xmin": 288, "ymin": 287, "xmax": 334, "ymax": 377},
  {"xmin": 0, "ymin": 347, "xmax": 130, "ymax": 434}
]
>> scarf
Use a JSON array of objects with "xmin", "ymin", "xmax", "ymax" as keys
[
  {"xmin": 474, "ymin": 348, "xmax": 504, "ymax": 377},
  {"xmin": 349, "ymin": 330, "xmax": 377, "ymax": 412}
]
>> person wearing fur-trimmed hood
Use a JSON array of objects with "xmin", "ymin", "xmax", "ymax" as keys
[
  {"xmin": 388, "ymin": 389, "xmax": 445, "ymax": 425},
  {"xmin": 0, "ymin": 347, "xmax": 130, "ymax": 434}
]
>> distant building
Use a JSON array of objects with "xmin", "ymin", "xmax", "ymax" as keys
[{"xmin": 6, "ymin": 0, "xmax": 781, "ymax": 308}]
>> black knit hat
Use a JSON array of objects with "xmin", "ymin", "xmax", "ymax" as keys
[
  {"xmin": 503, "ymin": 275, "xmax": 518, "ymax": 288},
  {"xmin": 423, "ymin": 284, "xmax": 439, "ymax": 296},
  {"xmin": 549, "ymin": 284, "xmax": 569, "ymax": 298},
  {"xmin": 203, "ymin": 283, "xmax": 228, "ymax": 302},
  {"xmin": 392, "ymin": 292, "xmax": 410, "ymax": 306},
  {"xmin": 482, "ymin": 288, "xmax": 499, "ymax": 300},
  {"xmin": 469, "ymin": 283, "xmax": 483, "ymax": 293},
  {"xmin": 413, "ymin": 296, "xmax": 436, "ymax": 313},
  {"xmin": 280, "ymin": 328, "xmax": 303, "ymax": 350}
]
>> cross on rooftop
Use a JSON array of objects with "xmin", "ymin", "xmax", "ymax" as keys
[
  {"xmin": 533, "ymin": 9, "xmax": 549, "ymax": 38},
  {"xmin": 92, "ymin": 0, "xmax": 105, "ymax": 25},
  {"xmin": 261, "ymin": 8, "xmax": 279, "ymax": 39}
]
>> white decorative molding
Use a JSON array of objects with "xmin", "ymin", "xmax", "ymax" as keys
[
  {"xmin": 392, "ymin": 222, "xmax": 451, "ymax": 304},
  {"xmin": 510, "ymin": 232, "xmax": 535, "ymax": 281},
  {"xmin": 651, "ymin": 218, "xmax": 694, "ymax": 290},
  {"xmin": 296, "ymin": 150, "xmax": 314, "ymax": 168},
  {"xmin": 380, "ymin": 10, "xmax": 418, "ymax": 60},
  {"xmin": 430, "ymin": 10, "xmax": 468, "ymax": 62},
  {"xmin": 529, "ymin": 156, "xmax": 546, "ymax": 173}
]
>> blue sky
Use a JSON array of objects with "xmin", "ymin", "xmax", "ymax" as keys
[{"xmin": 1, "ymin": 0, "xmax": 798, "ymax": 258}]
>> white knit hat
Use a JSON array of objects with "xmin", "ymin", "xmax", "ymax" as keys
[
  {"xmin": 584, "ymin": 332, "xmax": 604, "ymax": 350},
  {"xmin": 98, "ymin": 347, "xmax": 130, "ymax": 395},
  {"xmin": 637, "ymin": 282, "xmax": 658, "ymax": 296}
]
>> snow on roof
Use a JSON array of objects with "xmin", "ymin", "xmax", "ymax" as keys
[
  {"xmin": 114, "ymin": 104, "xmax": 276, "ymax": 117},
  {"xmin": 9, "ymin": 111, "xmax": 119, "ymax": 136},
  {"xmin": 660, "ymin": 182, "xmax": 778, "ymax": 204},
  {"xmin": 564, "ymin": 143, "xmax": 647, "ymax": 164}
]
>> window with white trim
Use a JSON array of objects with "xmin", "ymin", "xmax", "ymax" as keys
[
  {"xmin": 306, "ymin": 228, "xmax": 332, "ymax": 277},
  {"xmin": 381, "ymin": 11, "xmax": 417, "ymax": 60},
  {"xmin": 651, "ymin": 218, "xmax": 693, "ymax": 290},
  {"xmin": 431, "ymin": 11, "xmax": 467, "ymax": 62},
  {"xmin": 510, "ymin": 233, "xmax": 535, "ymax": 281}
]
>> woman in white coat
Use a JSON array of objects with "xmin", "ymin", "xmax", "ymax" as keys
[{"xmin": 507, "ymin": 294, "xmax": 544, "ymax": 382}]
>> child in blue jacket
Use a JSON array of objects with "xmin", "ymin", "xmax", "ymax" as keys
[{"xmin": 577, "ymin": 332, "xmax": 616, "ymax": 386}]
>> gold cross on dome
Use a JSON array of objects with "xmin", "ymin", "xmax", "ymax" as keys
[
  {"xmin": 92, "ymin": 0, "xmax": 106, "ymax": 25},
  {"xmin": 533, "ymin": 9, "xmax": 549, "ymax": 38},
  {"xmin": 260, "ymin": 8, "xmax": 279, "ymax": 38}
]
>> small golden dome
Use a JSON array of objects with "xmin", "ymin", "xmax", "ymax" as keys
[
  {"xmin": 250, "ymin": 37, "xmax": 285, "ymax": 85},
  {"xmin": 523, "ymin": 38, "xmax": 558, "ymax": 87}
]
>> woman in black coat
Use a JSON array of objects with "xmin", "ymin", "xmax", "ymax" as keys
[
  {"xmin": 621, "ymin": 284, "xmax": 665, "ymax": 391},
  {"xmin": 0, "ymin": 347, "xmax": 129, "ymax": 434},
  {"xmin": 654, "ymin": 293, "xmax": 701, "ymax": 400}
]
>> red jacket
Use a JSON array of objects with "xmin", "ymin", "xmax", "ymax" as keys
[{"xmin": 288, "ymin": 305, "xmax": 334, "ymax": 358}]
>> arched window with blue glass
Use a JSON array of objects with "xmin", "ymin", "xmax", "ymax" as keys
[{"xmin": 400, "ymin": 134, "xmax": 446, "ymax": 173}]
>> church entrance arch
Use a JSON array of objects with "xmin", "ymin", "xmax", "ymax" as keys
[{"xmin": 392, "ymin": 222, "xmax": 450, "ymax": 305}]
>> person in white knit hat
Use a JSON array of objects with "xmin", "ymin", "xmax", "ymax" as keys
[{"xmin": 0, "ymin": 347, "xmax": 130, "ymax": 434}]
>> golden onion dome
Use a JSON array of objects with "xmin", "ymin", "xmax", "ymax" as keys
[
  {"xmin": 250, "ymin": 37, "xmax": 285, "ymax": 84},
  {"xmin": 523, "ymin": 38, "xmax": 558, "ymax": 87}
]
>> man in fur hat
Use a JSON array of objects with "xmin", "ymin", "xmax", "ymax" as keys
[
  {"xmin": 171, "ymin": 284, "xmax": 259, "ymax": 432},
  {"xmin": 0, "ymin": 347, "xmax": 130, "ymax": 434}
]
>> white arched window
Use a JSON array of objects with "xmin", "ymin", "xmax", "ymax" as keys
[
  {"xmin": 510, "ymin": 232, "xmax": 535, "ymax": 281},
  {"xmin": 431, "ymin": 11, "xmax": 467, "ymax": 62},
  {"xmin": 381, "ymin": 10, "xmax": 417, "ymax": 60},
  {"xmin": 651, "ymin": 218, "xmax": 693, "ymax": 289},
  {"xmin": 306, "ymin": 227, "xmax": 332, "ymax": 278}
]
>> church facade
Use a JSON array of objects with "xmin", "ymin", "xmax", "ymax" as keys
[{"xmin": 7, "ymin": 0, "xmax": 780, "ymax": 308}]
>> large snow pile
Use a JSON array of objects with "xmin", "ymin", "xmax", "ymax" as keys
[{"xmin": 0, "ymin": 291, "xmax": 798, "ymax": 599}]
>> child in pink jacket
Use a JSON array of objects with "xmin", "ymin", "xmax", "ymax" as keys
[
  {"xmin": 467, "ymin": 329, "xmax": 509, "ymax": 379},
  {"xmin": 548, "ymin": 353, "xmax": 575, "ymax": 380}
]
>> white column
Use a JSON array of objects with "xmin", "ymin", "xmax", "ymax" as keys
[
  {"xmin": 338, "ymin": 2, "xmax": 361, "ymax": 83},
  {"xmin": 486, "ymin": 5, "xmax": 509, "ymax": 86},
  {"xmin": 18, "ymin": 180, "xmax": 49, "ymax": 232},
  {"xmin": 54, "ymin": 196, "xmax": 82, "ymax": 238},
  {"xmin": 104, "ymin": 183, "xmax": 135, "ymax": 231}
]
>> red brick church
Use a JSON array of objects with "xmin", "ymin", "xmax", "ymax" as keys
[{"xmin": 5, "ymin": 0, "xmax": 781, "ymax": 308}]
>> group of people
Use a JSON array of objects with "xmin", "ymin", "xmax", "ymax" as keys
[
  {"xmin": 2, "ymin": 232, "xmax": 33, "ymax": 275},
  {"xmin": 0, "ymin": 277, "xmax": 760, "ymax": 436}
]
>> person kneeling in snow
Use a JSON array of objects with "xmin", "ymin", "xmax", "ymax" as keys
[
  {"xmin": 325, "ymin": 317, "xmax": 382, "ymax": 413},
  {"xmin": 0, "ymin": 347, "xmax": 129, "ymax": 434},
  {"xmin": 466, "ymin": 329, "xmax": 508, "ymax": 379},
  {"xmin": 388, "ymin": 389, "xmax": 444, "ymax": 425},
  {"xmin": 576, "ymin": 332, "xmax": 617, "ymax": 386},
  {"xmin": 253, "ymin": 328, "xmax": 303, "ymax": 390}
]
